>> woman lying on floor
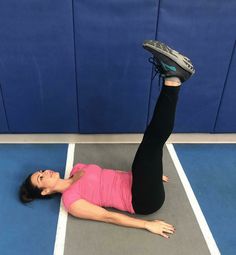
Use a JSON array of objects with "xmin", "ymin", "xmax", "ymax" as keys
[{"xmin": 19, "ymin": 40, "xmax": 195, "ymax": 239}]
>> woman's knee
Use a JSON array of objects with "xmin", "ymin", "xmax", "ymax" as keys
[
  {"xmin": 134, "ymin": 196, "xmax": 165, "ymax": 215},
  {"xmin": 136, "ymin": 205, "xmax": 161, "ymax": 215},
  {"xmin": 148, "ymin": 200, "xmax": 165, "ymax": 214}
]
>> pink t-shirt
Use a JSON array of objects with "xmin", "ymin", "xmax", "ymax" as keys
[{"xmin": 62, "ymin": 163, "xmax": 135, "ymax": 214}]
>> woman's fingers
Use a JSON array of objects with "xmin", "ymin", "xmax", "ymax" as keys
[
  {"xmin": 162, "ymin": 175, "xmax": 169, "ymax": 182},
  {"xmin": 148, "ymin": 219, "xmax": 176, "ymax": 238},
  {"xmin": 154, "ymin": 220, "xmax": 176, "ymax": 230},
  {"xmin": 156, "ymin": 220, "xmax": 175, "ymax": 228},
  {"xmin": 160, "ymin": 222, "xmax": 176, "ymax": 237},
  {"xmin": 161, "ymin": 232, "xmax": 169, "ymax": 239},
  {"xmin": 162, "ymin": 222, "xmax": 175, "ymax": 229},
  {"xmin": 163, "ymin": 228, "xmax": 175, "ymax": 234}
]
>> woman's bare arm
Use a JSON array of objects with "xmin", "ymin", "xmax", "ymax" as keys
[{"xmin": 68, "ymin": 199, "xmax": 175, "ymax": 238}]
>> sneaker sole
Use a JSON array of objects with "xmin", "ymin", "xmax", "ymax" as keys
[{"xmin": 143, "ymin": 40, "xmax": 195, "ymax": 75}]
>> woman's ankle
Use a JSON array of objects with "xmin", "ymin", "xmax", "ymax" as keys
[{"xmin": 164, "ymin": 77, "xmax": 181, "ymax": 87}]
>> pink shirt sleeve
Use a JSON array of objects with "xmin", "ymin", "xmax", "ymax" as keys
[{"xmin": 62, "ymin": 189, "xmax": 82, "ymax": 211}]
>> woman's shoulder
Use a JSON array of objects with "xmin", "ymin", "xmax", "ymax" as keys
[
  {"xmin": 70, "ymin": 163, "xmax": 86, "ymax": 176},
  {"xmin": 72, "ymin": 162, "xmax": 102, "ymax": 170},
  {"xmin": 70, "ymin": 163, "xmax": 103, "ymax": 177},
  {"xmin": 72, "ymin": 163, "xmax": 87, "ymax": 170}
]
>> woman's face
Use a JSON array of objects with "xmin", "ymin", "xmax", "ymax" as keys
[{"xmin": 31, "ymin": 170, "xmax": 60, "ymax": 193}]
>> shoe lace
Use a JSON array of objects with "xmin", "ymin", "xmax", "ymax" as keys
[{"xmin": 148, "ymin": 57, "xmax": 164, "ymax": 85}]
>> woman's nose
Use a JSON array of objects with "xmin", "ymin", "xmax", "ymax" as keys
[{"xmin": 44, "ymin": 170, "xmax": 50, "ymax": 176}]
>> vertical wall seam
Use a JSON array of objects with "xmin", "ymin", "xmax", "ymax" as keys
[
  {"xmin": 0, "ymin": 83, "xmax": 10, "ymax": 132},
  {"xmin": 146, "ymin": 0, "xmax": 162, "ymax": 127},
  {"xmin": 71, "ymin": 0, "xmax": 80, "ymax": 132},
  {"xmin": 213, "ymin": 40, "xmax": 236, "ymax": 132},
  {"xmin": 154, "ymin": 0, "xmax": 162, "ymax": 40}
]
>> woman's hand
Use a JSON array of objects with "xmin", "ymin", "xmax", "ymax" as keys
[{"xmin": 145, "ymin": 220, "xmax": 175, "ymax": 238}]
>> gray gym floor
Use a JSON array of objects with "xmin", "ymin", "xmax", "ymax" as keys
[{"xmin": 63, "ymin": 144, "xmax": 210, "ymax": 255}]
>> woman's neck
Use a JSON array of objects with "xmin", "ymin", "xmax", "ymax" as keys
[
  {"xmin": 53, "ymin": 178, "xmax": 73, "ymax": 193},
  {"xmin": 53, "ymin": 171, "xmax": 84, "ymax": 193}
]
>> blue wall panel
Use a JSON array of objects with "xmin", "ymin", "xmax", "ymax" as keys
[
  {"xmin": 0, "ymin": 1, "xmax": 78, "ymax": 133},
  {"xmin": 0, "ymin": 0, "xmax": 235, "ymax": 133},
  {"xmin": 149, "ymin": 0, "xmax": 236, "ymax": 132},
  {"xmin": 215, "ymin": 42, "xmax": 236, "ymax": 132},
  {"xmin": 74, "ymin": 0, "xmax": 159, "ymax": 133},
  {"xmin": 0, "ymin": 84, "xmax": 8, "ymax": 132}
]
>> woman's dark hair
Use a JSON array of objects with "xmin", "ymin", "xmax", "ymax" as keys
[{"xmin": 19, "ymin": 173, "xmax": 52, "ymax": 203}]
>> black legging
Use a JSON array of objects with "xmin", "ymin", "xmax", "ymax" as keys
[{"xmin": 131, "ymin": 83, "xmax": 180, "ymax": 215}]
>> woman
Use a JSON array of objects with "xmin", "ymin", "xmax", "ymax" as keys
[{"xmin": 19, "ymin": 40, "xmax": 195, "ymax": 239}]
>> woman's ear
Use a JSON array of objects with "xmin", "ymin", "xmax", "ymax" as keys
[{"xmin": 41, "ymin": 189, "xmax": 51, "ymax": 196}]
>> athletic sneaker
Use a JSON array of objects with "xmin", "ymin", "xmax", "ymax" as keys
[{"xmin": 143, "ymin": 40, "xmax": 195, "ymax": 83}]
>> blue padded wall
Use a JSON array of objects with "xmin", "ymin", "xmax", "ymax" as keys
[
  {"xmin": 0, "ymin": 0, "xmax": 235, "ymax": 133},
  {"xmin": 74, "ymin": 0, "xmax": 159, "ymax": 133},
  {"xmin": 149, "ymin": 0, "xmax": 236, "ymax": 132},
  {"xmin": 214, "ymin": 41, "xmax": 236, "ymax": 132},
  {"xmin": 0, "ymin": 84, "xmax": 8, "ymax": 132},
  {"xmin": 0, "ymin": 1, "xmax": 78, "ymax": 133}
]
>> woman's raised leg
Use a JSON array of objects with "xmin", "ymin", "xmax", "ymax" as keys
[{"xmin": 131, "ymin": 40, "xmax": 195, "ymax": 215}]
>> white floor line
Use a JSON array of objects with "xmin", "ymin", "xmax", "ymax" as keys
[
  {"xmin": 53, "ymin": 143, "xmax": 75, "ymax": 255},
  {"xmin": 166, "ymin": 144, "xmax": 221, "ymax": 255}
]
